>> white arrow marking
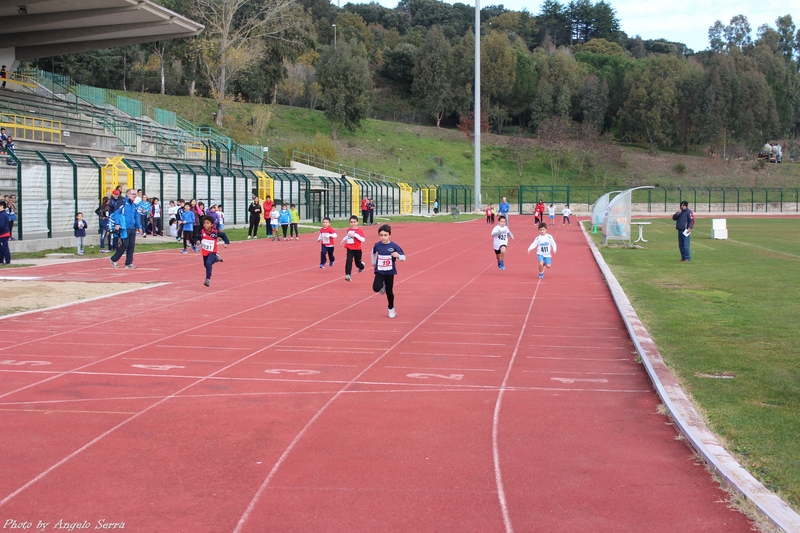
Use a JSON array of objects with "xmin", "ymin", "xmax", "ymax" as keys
[
  {"xmin": 264, "ymin": 369, "xmax": 321, "ymax": 375},
  {"xmin": 407, "ymin": 373, "xmax": 464, "ymax": 381},
  {"xmin": 132, "ymin": 364, "xmax": 186, "ymax": 371}
]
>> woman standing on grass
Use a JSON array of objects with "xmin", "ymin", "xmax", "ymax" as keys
[{"xmin": 247, "ymin": 197, "xmax": 262, "ymax": 239}]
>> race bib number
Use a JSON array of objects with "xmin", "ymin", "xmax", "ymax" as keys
[
  {"xmin": 498, "ymin": 232, "xmax": 507, "ymax": 241},
  {"xmin": 201, "ymin": 238, "xmax": 215, "ymax": 252},
  {"xmin": 321, "ymin": 234, "xmax": 331, "ymax": 244},
  {"xmin": 377, "ymin": 254, "xmax": 393, "ymax": 271},
  {"xmin": 540, "ymin": 244, "xmax": 549, "ymax": 254},
  {"xmin": 346, "ymin": 234, "xmax": 354, "ymax": 244}
]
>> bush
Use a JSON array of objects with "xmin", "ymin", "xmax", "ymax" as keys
[
  {"xmin": 284, "ymin": 133, "xmax": 338, "ymax": 162},
  {"xmin": 673, "ymin": 163, "xmax": 687, "ymax": 174}
]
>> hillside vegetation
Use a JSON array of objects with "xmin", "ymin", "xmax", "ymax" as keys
[{"xmin": 133, "ymin": 91, "xmax": 800, "ymax": 189}]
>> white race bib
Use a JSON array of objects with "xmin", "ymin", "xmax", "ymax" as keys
[
  {"xmin": 377, "ymin": 254, "xmax": 393, "ymax": 271},
  {"xmin": 201, "ymin": 238, "xmax": 215, "ymax": 252},
  {"xmin": 540, "ymin": 244, "xmax": 549, "ymax": 254},
  {"xmin": 321, "ymin": 234, "xmax": 331, "ymax": 244}
]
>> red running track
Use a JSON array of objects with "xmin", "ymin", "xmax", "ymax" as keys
[{"xmin": 0, "ymin": 219, "xmax": 752, "ymax": 532}]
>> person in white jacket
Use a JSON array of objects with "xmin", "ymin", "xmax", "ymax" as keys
[{"xmin": 527, "ymin": 222, "xmax": 557, "ymax": 280}]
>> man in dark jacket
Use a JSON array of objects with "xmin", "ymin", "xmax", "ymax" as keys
[
  {"xmin": 109, "ymin": 189, "xmax": 142, "ymax": 269},
  {"xmin": 0, "ymin": 200, "xmax": 10, "ymax": 264},
  {"xmin": 672, "ymin": 200, "xmax": 694, "ymax": 262}
]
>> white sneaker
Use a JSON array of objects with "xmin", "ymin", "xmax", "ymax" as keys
[{"xmin": 388, "ymin": 308, "xmax": 396, "ymax": 318}]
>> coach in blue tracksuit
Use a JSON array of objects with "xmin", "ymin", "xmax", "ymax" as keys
[
  {"xmin": 672, "ymin": 200, "xmax": 694, "ymax": 262},
  {"xmin": 109, "ymin": 189, "xmax": 141, "ymax": 269}
]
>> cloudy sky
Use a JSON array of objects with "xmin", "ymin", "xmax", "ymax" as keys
[{"xmin": 347, "ymin": 0, "xmax": 794, "ymax": 53}]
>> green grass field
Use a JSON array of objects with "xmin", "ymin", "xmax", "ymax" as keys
[{"xmin": 589, "ymin": 217, "xmax": 800, "ymax": 509}]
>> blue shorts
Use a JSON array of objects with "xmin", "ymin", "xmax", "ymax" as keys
[{"xmin": 537, "ymin": 254, "xmax": 552, "ymax": 266}]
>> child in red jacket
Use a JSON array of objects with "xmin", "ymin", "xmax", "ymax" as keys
[{"xmin": 341, "ymin": 215, "xmax": 366, "ymax": 282}]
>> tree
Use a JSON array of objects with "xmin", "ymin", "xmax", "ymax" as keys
[
  {"xmin": 192, "ymin": 0, "xmax": 305, "ymax": 126},
  {"xmin": 481, "ymin": 30, "xmax": 516, "ymax": 133},
  {"xmin": 450, "ymin": 29, "xmax": 475, "ymax": 116},
  {"xmin": 412, "ymin": 26, "xmax": 454, "ymax": 127},
  {"xmin": 381, "ymin": 43, "xmax": 417, "ymax": 97},
  {"xmin": 317, "ymin": 39, "xmax": 373, "ymax": 139}
]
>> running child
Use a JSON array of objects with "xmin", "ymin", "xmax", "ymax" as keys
[
  {"xmin": 548, "ymin": 204, "xmax": 555, "ymax": 226},
  {"xmin": 527, "ymin": 222, "xmax": 557, "ymax": 280},
  {"xmin": 199, "ymin": 215, "xmax": 224, "ymax": 287},
  {"xmin": 490, "ymin": 215, "xmax": 514, "ymax": 270},
  {"xmin": 318, "ymin": 217, "xmax": 337, "ymax": 268},
  {"xmin": 562, "ymin": 204, "xmax": 572, "ymax": 226},
  {"xmin": 341, "ymin": 215, "xmax": 366, "ymax": 282},
  {"xmin": 269, "ymin": 205, "xmax": 280, "ymax": 241},
  {"xmin": 372, "ymin": 224, "xmax": 406, "ymax": 319},
  {"xmin": 278, "ymin": 203, "xmax": 291, "ymax": 241}
]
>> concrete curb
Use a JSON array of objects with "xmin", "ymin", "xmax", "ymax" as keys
[{"xmin": 580, "ymin": 222, "xmax": 800, "ymax": 533}]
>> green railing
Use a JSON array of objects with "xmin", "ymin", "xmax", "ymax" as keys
[{"xmin": 291, "ymin": 151, "xmax": 401, "ymax": 183}]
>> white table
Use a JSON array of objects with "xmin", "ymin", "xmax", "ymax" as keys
[{"xmin": 631, "ymin": 221, "xmax": 652, "ymax": 243}]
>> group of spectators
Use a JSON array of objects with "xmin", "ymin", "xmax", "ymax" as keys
[
  {"xmin": 360, "ymin": 196, "xmax": 376, "ymax": 225},
  {"xmin": 96, "ymin": 186, "xmax": 226, "ymax": 268},
  {"xmin": 0, "ymin": 127, "xmax": 17, "ymax": 166}
]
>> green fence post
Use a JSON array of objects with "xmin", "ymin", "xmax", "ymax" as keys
[
  {"xmin": 62, "ymin": 153, "xmax": 78, "ymax": 220},
  {"xmin": 11, "ymin": 150, "xmax": 22, "ymax": 240}
]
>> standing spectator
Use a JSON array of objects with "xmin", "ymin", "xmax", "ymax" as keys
[
  {"xmin": 74, "ymin": 212, "xmax": 88, "ymax": 255},
  {"xmin": 485, "ymin": 204, "xmax": 494, "ymax": 224},
  {"xmin": 433, "ymin": 198, "xmax": 439, "ymax": 215},
  {"xmin": 367, "ymin": 197, "xmax": 375, "ymax": 225},
  {"xmin": 361, "ymin": 195, "xmax": 369, "ymax": 225},
  {"xmin": 534, "ymin": 200, "xmax": 545, "ymax": 225},
  {"xmin": 0, "ymin": 200, "xmax": 10, "ymax": 264},
  {"xmin": 247, "ymin": 196, "xmax": 261, "ymax": 239},
  {"xmin": 151, "ymin": 197, "xmax": 163, "ymax": 235},
  {"xmin": 6, "ymin": 194, "xmax": 16, "ymax": 240},
  {"xmin": 108, "ymin": 188, "xmax": 141, "ymax": 269},
  {"xmin": 289, "ymin": 203, "xmax": 299, "ymax": 240},
  {"xmin": 498, "ymin": 196, "xmax": 510, "ymax": 224},
  {"xmin": 278, "ymin": 203, "xmax": 291, "ymax": 241},
  {"xmin": 262, "ymin": 195, "xmax": 274, "ymax": 238},
  {"xmin": 672, "ymin": 200, "xmax": 694, "ymax": 262},
  {"xmin": 0, "ymin": 65, "xmax": 6, "ymax": 89},
  {"xmin": 137, "ymin": 194, "xmax": 151, "ymax": 237},
  {"xmin": 5, "ymin": 136, "xmax": 16, "ymax": 166},
  {"xmin": 0, "ymin": 128, "xmax": 7, "ymax": 148},
  {"xmin": 96, "ymin": 196, "xmax": 111, "ymax": 252}
]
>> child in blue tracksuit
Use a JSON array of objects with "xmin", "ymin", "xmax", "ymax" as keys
[
  {"xmin": 180, "ymin": 207, "xmax": 197, "ymax": 253},
  {"xmin": 278, "ymin": 203, "xmax": 291, "ymax": 241}
]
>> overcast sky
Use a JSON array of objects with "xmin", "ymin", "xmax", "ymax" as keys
[{"xmin": 346, "ymin": 0, "xmax": 794, "ymax": 53}]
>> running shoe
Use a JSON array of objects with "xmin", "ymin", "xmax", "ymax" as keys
[
  {"xmin": 388, "ymin": 308, "xmax": 396, "ymax": 318},
  {"xmin": 539, "ymin": 272, "xmax": 544, "ymax": 279},
  {"xmin": 109, "ymin": 259, "xmax": 118, "ymax": 268},
  {"xmin": 125, "ymin": 264, "xmax": 137, "ymax": 269},
  {"xmin": 329, "ymin": 261, "xmax": 334, "ymax": 267},
  {"xmin": 182, "ymin": 249, "xmax": 188, "ymax": 254},
  {"xmin": 247, "ymin": 236, "xmax": 252, "ymax": 239},
  {"xmin": 345, "ymin": 275, "xmax": 351, "ymax": 282},
  {"xmin": 216, "ymin": 254, "xmax": 223, "ymax": 263},
  {"xmin": 320, "ymin": 264, "xmax": 325, "ymax": 269},
  {"xmin": 500, "ymin": 262, "xmax": 505, "ymax": 270},
  {"xmin": 204, "ymin": 278, "xmax": 210, "ymax": 287},
  {"xmin": 379, "ymin": 283, "xmax": 386, "ymax": 295},
  {"xmin": 192, "ymin": 246, "xmax": 198, "ymax": 252}
]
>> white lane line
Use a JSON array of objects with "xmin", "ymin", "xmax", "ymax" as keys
[
  {"xmin": 419, "ymin": 332, "xmax": 512, "ymax": 336},
  {"xmin": 493, "ymin": 277, "xmax": 543, "ymax": 533},
  {"xmin": 0, "ymin": 385, "xmax": 653, "ymax": 408},
  {"xmin": 522, "ymin": 370, "xmax": 637, "ymax": 375},
  {"xmin": 526, "ymin": 356, "xmax": 632, "ymax": 361},
  {"xmin": 154, "ymin": 345, "xmax": 251, "ymax": 350},
  {"xmin": 249, "ymin": 362, "xmax": 360, "ymax": 367},
  {"xmin": 529, "ymin": 345, "xmax": 631, "ymax": 349}
]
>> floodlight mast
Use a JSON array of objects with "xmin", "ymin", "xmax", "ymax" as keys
[{"xmin": 473, "ymin": 0, "xmax": 481, "ymax": 211}]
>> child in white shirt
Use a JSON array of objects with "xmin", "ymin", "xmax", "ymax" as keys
[
  {"xmin": 548, "ymin": 204, "xmax": 555, "ymax": 226},
  {"xmin": 562, "ymin": 204, "xmax": 572, "ymax": 226},
  {"xmin": 527, "ymin": 222, "xmax": 557, "ymax": 280},
  {"xmin": 490, "ymin": 215, "xmax": 514, "ymax": 270}
]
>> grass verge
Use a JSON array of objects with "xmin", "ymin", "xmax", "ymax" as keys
[{"xmin": 588, "ymin": 217, "xmax": 800, "ymax": 510}]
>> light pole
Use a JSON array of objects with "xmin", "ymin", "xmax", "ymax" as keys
[
  {"xmin": 332, "ymin": 24, "xmax": 336, "ymax": 46},
  {"xmin": 474, "ymin": 0, "xmax": 481, "ymax": 211}
]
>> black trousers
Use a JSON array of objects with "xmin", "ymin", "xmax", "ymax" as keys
[
  {"xmin": 373, "ymin": 272, "xmax": 395, "ymax": 309},
  {"xmin": 345, "ymin": 249, "xmax": 364, "ymax": 275}
]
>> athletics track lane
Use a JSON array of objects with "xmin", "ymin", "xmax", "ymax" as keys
[{"xmin": 0, "ymin": 220, "xmax": 753, "ymax": 532}]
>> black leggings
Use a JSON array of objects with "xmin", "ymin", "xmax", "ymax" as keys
[
  {"xmin": 345, "ymin": 249, "xmax": 364, "ymax": 275},
  {"xmin": 248, "ymin": 219, "xmax": 259, "ymax": 237},
  {"xmin": 281, "ymin": 224, "xmax": 288, "ymax": 238},
  {"xmin": 290, "ymin": 223, "xmax": 299, "ymax": 237},
  {"xmin": 373, "ymin": 273, "xmax": 395, "ymax": 309},
  {"xmin": 183, "ymin": 231, "xmax": 195, "ymax": 249}
]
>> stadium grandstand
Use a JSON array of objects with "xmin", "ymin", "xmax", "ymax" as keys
[{"xmin": 0, "ymin": 1, "xmax": 449, "ymax": 249}]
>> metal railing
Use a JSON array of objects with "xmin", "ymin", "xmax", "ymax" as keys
[
  {"xmin": 291, "ymin": 151, "xmax": 401, "ymax": 184},
  {"xmin": 0, "ymin": 113, "xmax": 62, "ymax": 143}
]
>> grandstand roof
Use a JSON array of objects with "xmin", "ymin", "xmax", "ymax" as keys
[{"xmin": 0, "ymin": 0, "xmax": 204, "ymax": 63}]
